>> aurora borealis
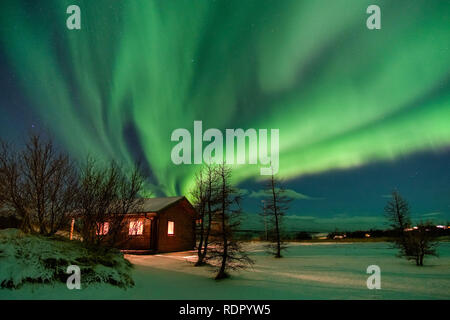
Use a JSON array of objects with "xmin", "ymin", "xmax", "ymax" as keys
[{"xmin": 1, "ymin": 0, "xmax": 449, "ymax": 230}]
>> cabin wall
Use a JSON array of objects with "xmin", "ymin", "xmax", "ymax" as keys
[
  {"xmin": 118, "ymin": 216, "xmax": 153, "ymax": 250},
  {"xmin": 156, "ymin": 200, "xmax": 195, "ymax": 252}
]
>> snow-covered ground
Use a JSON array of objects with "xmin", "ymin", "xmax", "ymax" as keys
[
  {"xmin": 1, "ymin": 241, "xmax": 449, "ymax": 299},
  {"xmin": 0, "ymin": 229, "xmax": 133, "ymax": 289}
]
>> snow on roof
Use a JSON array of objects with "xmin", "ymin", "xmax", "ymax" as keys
[{"xmin": 130, "ymin": 196, "xmax": 185, "ymax": 213}]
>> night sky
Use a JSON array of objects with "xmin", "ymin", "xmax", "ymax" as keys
[{"xmin": 0, "ymin": 0, "xmax": 449, "ymax": 231}]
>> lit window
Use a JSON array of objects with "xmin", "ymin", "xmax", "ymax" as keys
[
  {"xmin": 129, "ymin": 219, "xmax": 144, "ymax": 235},
  {"xmin": 168, "ymin": 221, "xmax": 174, "ymax": 236},
  {"xmin": 96, "ymin": 222, "xmax": 109, "ymax": 235}
]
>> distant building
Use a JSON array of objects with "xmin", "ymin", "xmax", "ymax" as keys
[{"xmin": 312, "ymin": 232, "xmax": 328, "ymax": 240}]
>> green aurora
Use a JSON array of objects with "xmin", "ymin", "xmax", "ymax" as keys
[{"xmin": 0, "ymin": 0, "xmax": 449, "ymax": 197}]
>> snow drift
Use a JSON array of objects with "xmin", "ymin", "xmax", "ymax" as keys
[{"xmin": 0, "ymin": 229, "xmax": 133, "ymax": 289}]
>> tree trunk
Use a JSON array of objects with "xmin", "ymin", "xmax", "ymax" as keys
[
  {"xmin": 271, "ymin": 174, "xmax": 282, "ymax": 258},
  {"xmin": 195, "ymin": 213, "xmax": 205, "ymax": 266},
  {"xmin": 216, "ymin": 213, "xmax": 228, "ymax": 279},
  {"xmin": 216, "ymin": 178, "xmax": 228, "ymax": 280},
  {"xmin": 199, "ymin": 209, "xmax": 212, "ymax": 266},
  {"xmin": 201, "ymin": 194, "xmax": 214, "ymax": 261},
  {"xmin": 216, "ymin": 227, "xmax": 228, "ymax": 280},
  {"xmin": 274, "ymin": 213, "xmax": 281, "ymax": 258},
  {"xmin": 216, "ymin": 258, "xmax": 228, "ymax": 280}
]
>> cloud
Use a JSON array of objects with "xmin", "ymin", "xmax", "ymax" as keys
[
  {"xmin": 282, "ymin": 214, "xmax": 386, "ymax": 231},
  {"xmin": 240, "ymin": 188, "xmax": 250, "ymax": 196},
  {"xmin": 241, "ymin": 213, "xmax": 387, "ymax": 232},
  {"xmin": 287, "ymin": 215, "xmax": 316, "ymax": 220},
  {"xmin": 247, "ymin": 188, "xmax": 322, "ymax": 200},
  {"xmin": 421, "ymin": 212, "xmax": 442, "ymax": 217}
]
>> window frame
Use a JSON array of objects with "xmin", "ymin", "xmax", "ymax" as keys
[
  {"xmin": 129, "ymin": 218, "xmax": 144, "ymax": 236},
  {"xmin": 167, "ymin": 220, "xmax": 175, "ymax": 236},
  {"xmin": 96, "ymin": 222, "xmax": 109, "ymax": 235}
]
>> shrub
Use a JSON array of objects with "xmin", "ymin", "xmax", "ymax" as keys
[{"xmin": 0, "ymin": 228, "xmax": 134, "ymax": 289}]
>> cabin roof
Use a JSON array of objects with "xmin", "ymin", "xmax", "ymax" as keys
[
  {"xmin": 130, "ymin": 196, "xmax": 185, "ymax": 214},
  {"xmin": 67, "ymin": 196, "xmax": 189, "ymax": 217}
]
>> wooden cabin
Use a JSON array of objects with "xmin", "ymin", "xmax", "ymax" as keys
[{"xmin": 102, "ymin": 196, "xmax": 196, "ymax": 253}]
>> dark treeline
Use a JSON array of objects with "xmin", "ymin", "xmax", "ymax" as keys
[
  {"xmin": 0, "ymin": 133, "xmax": 145, "ymax": 250},
  {"xmin": 215, "ymin": 226, "xmax": 449, "ymax": 242},
  {"xmin": 327, "ymin": 226, "xmax": 449, "ymax": 240}
]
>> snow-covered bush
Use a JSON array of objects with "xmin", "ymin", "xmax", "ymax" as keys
[{"xmin": 0, "ymin": 228, "xmax": 134, "ymax": 289}]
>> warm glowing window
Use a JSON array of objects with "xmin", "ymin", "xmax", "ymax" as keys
[
  {"xmin": 168, "ymin": 221, "xmax": 174, "ymax": 236},
  {"xmin": 129, "ymin": 219, "xmax": 144, "ymax": 235},
  {"xmin": 96, "ymin": 222, "xmax": 109, "ymax": 235}
]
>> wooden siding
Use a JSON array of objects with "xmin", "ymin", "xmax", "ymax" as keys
[
  {"xmin": 117, "ymin": 216, "xmax": 153, "ymax": 250},
  {"xmin": 112, "ymin": 198, "xmax": 196, "ymax": 252},
  {"xmin": 156, "ymin": 198, "xmax": 196, "ymax": 252}
]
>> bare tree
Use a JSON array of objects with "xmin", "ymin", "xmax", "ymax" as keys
[
  {"xmin": 0, "ymin": 134, "xmax": 78, "ymax": 235},
  {"xmin": 191, "ymin": 164, "xmax": 219, "ymax": 266},
  {"xmin": 22, "ymin": 135, "xmax": 79, "ymax": 235},
  {"xmin": 45, "ymin": 154, "xmax": 79, "ymax": 234},
  {"xmin": 207, "ymin": 164, "xmax": 253, "ymax": 280},
  {"xmin": 107, "ymin": 163, "xmax": 145, "ymax": 247},
  {"xmin": 0, "ymin": 140, "xmax": 30, "ymax": 232},
  {"xmin": 385, "ymin": 190, "xmax": 411, "ymax": 233},
  {"xmin": 76, "ymin": 157, "xmax": 144, "ymax": 248},
  {"xmin": 384, "ymin": 190, "xmax": 438, "ymax": 266},
  {"xmin": 384, "ymin": 190, "xmax": 412, "ymax": 258},
  {"xmin": 0, "ymin": 149, "xmax": 4, "ymax": 209},
  {"xmin": 260, "ymin": 169, "xmax": 292, "ymax": 258},
  {"xmin": 404, "ymin": 222, "xmax": 438, "ymax": 266}
]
